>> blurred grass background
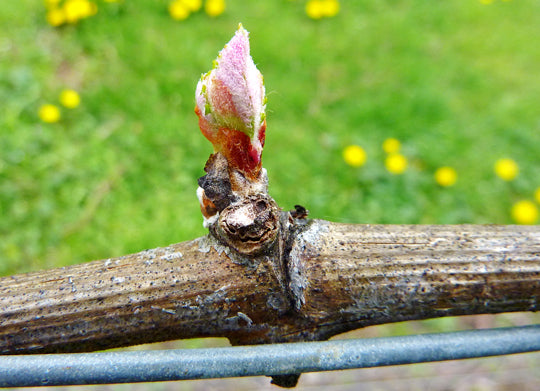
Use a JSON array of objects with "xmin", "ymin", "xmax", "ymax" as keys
[
  {"xmin": 1, "ymin": 0, "xmax": 539, "ymax": 389},
  {"xmin": 1, "ymin": 0, "xmax": 539, "ymax": 275}
]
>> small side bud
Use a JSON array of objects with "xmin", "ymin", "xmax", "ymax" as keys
[{"xmin": 214, "ymin": 194, "xmax": 280, "ymax": 256}]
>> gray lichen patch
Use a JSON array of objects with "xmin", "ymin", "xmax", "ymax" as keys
[
  {"xmin": 236, "ymin": 311, "xmax": 254, "ymax": 326},
  {"xmin": 159, "ymin": 252, "xmax": 184, "ymax": 262},
  {"xmin": 288, "ymin": 220, "xmax": 329, "ymax": 310},
  {"xmin": 196, "ymin": 235, "xmax": 213, "ymax": 253}
]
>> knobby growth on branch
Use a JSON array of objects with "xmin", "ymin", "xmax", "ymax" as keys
[{"xmin": 1, "ymin": 25, "xmax": 539, "ymax": 388}]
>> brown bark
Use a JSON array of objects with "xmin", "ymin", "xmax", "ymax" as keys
[
  {"xmin": 1, "ymin": 221, "xmax": 539, "ymax": 355},
  {"xmin": 287, "ymin": 222, "xmax": 540, "ymax": 339}
]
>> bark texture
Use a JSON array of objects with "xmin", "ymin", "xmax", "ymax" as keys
[
  {"xmin": 287, "ymin": 222, "xmax": 540, "ymax": 340},
  {"xmin": 1, "ymin": 221, "xmax": 539, "ymax": 355}
]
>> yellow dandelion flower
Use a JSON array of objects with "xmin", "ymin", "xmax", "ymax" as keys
[
  {"xmin": 205, "ymin": 0, "xmax": 225, "ymax": 17},
  {"xmin": 306, "ymin": 0, "xmax": 324, "ymax": 19},
  {"xmin": 382, "ymin": 138, "xmax": 400, "ymax": 154},
  {"xmin": 306, "ymin": 0, "xmax": 339, "ymax": 19},
  {"xmin": 321, "ymin": 0, "xmax": 340, "ymax": 17},
  {"xmin": 343, "ymin": 145, "xmax": 367, "ymax": 168},
  {"xmin": 434, "ymin": 166, "xmax": 457, "ymax": 187},
  {"xmin": 385, "ymin": 153, "xmax": 407, "ymax": 175},
  {"xmin": 169, "ymin": 0, "xmax": 190, "ymax": 20},
  {"xmin": 39, "ymin": 104, "xmax": 61, "ymax": 123},
  {"xmin": 494, "ymin": 158, "xmax": 519, "ymax": 181},
  {"xmin": 183, "ymin": 0, "xmax": 202, "ymax": 11},
  {"xmin": 63, "ymin": 0, "xmax": 97, "ymax": 23},
  {"xmin": 511, "ymin": 200, "xmax": 538, "ymax": 225},
  {"xmin": 46, "ymin": 8, "xmax": 66, "ymax": 26},
  {"xmin": 59, "ymin": 89, "xmax": 81, "ymax": 109}
]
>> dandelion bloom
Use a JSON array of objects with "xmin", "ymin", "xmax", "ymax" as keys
[
  {"xmin": 59, "ymin": 89, "xmax": 81, "ymax": 109},
  {"xmin": 494, "ymin": 158, "xmax": 518, "ymax": 181},
  {"xmin": 434, "ymin": 166, "xmax": 457, "ymax": 187},
  {"xmin": 183, "ymin": 0, "xmax": 202, "ymax": 11},
  {"xmin": 511, "ymin": 200, "xmax": 538, "ymax": 225},
  {"xmin": 321, "ymin": 0, "xmax": 340, "ymax": 17},
  {"xmin": 46, "ymin": 8, "xmax": 66, "ymax": 26},
  {"xmin": 205, "ymin": 0, "xmax": 225, "ymax": 17},
  {"xmin": 39, "ymin": 104, "xmax": 61, "ymax": 123},
  {"xmin": 306, "ymin": 0, "xmax": 324, "ymax": 19},
  {"xmin": 342, "ymin": 145, "xmax": 367, "ymax": 167},
  {"xmin": 385, "ymin": 153, "xmax": 407, "ymax": 174},
  {"xmin": 63, "ymin": 0, "xmax": 97, "ymax": 24},
  {"xmin": 169, "ymin": 0, "xmax": 190, "ymax": 20},
  {"xmin": 382, "ymin": 138, "xmax": 400, "ymax": 154},
  {"xmin": 306, "ymin": 0, "xmax": 339, "ymax": 19},
  {"xmin": 535, "ymin": 187, "xmax": 540, "ymax": 204}
]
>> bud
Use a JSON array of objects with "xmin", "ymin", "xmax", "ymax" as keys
[{"xmin": 195, "ymin": 24, "xmax": 267, "ymax": 180}]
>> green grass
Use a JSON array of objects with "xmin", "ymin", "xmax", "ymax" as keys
[{"xmin": 1, "ymin": 0, "xmax": 540, "ymax": 275}]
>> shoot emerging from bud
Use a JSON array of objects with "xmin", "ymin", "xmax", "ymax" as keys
[{"xmin": 195, "ymin": 24, "xmax": 267, "ymax": 181}]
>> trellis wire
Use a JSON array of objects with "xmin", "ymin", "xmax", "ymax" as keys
[{"xmin": 1, "ymin": 325, "xmax": 539, "ymax": 387}]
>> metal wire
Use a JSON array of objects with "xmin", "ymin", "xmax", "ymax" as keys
[{"xmin": 1, "ymin": 325, "xmax": 539, "ymax": 387}]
